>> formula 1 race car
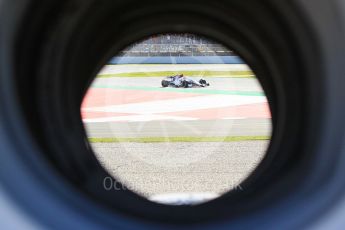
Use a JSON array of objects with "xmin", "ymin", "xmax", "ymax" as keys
[{"xmin": 161, "ymin": 74, "xmax": 210, "ymax": 88}]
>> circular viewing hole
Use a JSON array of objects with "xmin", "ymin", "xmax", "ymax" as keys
[{"xmin": 81, "ymin": 33, "xmax": 272, "ymax": 205}]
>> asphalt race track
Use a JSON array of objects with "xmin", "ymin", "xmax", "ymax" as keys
[
  {"xmin": 85, "ymin": 119, "xmax": 271, "ymax": 138},
  {"xmin": 82, "ymin": 76, "xmax": 271, "ymax": 138}
]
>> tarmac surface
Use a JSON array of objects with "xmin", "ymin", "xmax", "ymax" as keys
[
  {"xmin": 83, "ymin": 77, "xmax": 271, "ymax": 138},
  {"xmin": 91, "ymin": 76, "xmax": 263, "ymax": 92},
  {"xmin": 85, "ymin": 119, "xmax": 271, "ymax": 138}
]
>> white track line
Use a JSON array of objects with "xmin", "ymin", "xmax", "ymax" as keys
[{"xmin": 83, "ymin": 95, "xmax": 267, "ymax": 114}]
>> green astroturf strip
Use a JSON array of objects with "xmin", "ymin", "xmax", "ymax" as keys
[
  {"xmin": 92, "ymin": 84, "xmax": 265, "ymax": 96},
  {"xmin": 88, "ymin": 136, "xmax": 270, "ymax": 143}
]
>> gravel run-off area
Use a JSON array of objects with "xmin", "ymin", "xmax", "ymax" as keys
[{"xmin": 92, "ymin": 141, "xmax": 269, "ymax": 198}]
